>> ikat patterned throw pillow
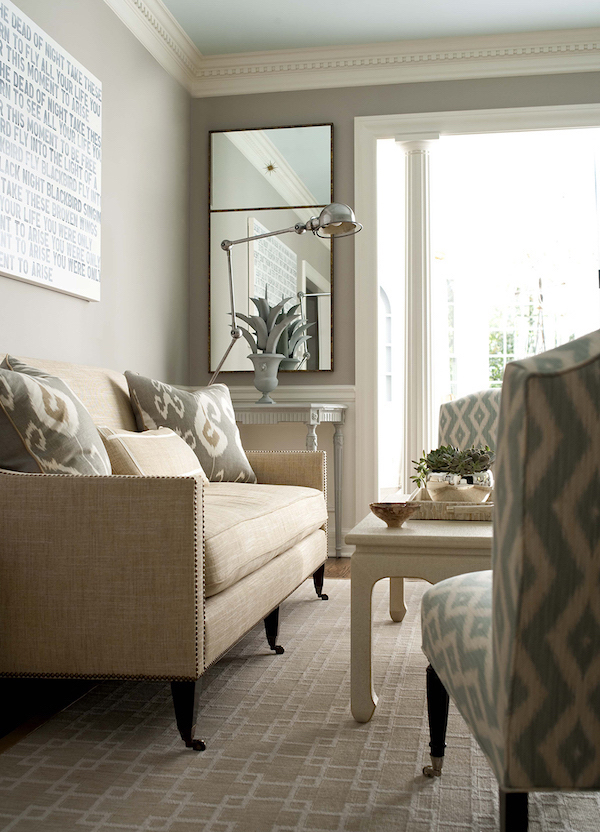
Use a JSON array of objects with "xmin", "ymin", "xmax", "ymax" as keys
[
  {"xmin": 0, "ymin": 355, "xmax": 111, "ymax": 475},
  {"xmin": 124, "ymin": 372, "xmax": 256, "ymax": 483}
]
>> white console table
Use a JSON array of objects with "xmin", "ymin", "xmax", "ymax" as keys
[{"xmin": 232, "ymin": 403, "xmax": 347, "ymax": 558}]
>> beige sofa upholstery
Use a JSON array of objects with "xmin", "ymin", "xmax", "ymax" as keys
[{"xmin": 0, "ymin": 355, "xmax": 328, "ymax": 750}]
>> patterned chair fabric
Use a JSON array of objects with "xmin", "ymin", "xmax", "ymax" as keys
[
  {"xmin": 438, "ymin": 388, "xmax": 501, "ymax": 451},
  {"xmin": 422, "ymin": 329, "xmax": 600, "ymax": 791}
]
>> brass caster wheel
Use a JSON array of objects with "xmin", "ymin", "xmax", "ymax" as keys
[
  {"xmin": 186, "ymin": 738, "xmax": 206, "ymax": 751},
  {"xmin": 423, "ymin": 756, "xmax": 443, "ymax": 777}
]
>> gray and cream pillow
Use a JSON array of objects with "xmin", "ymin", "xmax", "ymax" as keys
[
  {"xmin": 0, "ymin": 355, "xmax": 111, "ymax": 475},
  {"xmin": 98, "ymin": 426, "xmax": 209, "ymax": 482},
  {"xmin": 124, "ymin": 372, "xmax": 256, "ymax": 483}
]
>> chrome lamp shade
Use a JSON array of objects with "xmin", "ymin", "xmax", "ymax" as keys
[{"xmin": 305, "ymin": 203, "xmax": 363, "ymax": 238}]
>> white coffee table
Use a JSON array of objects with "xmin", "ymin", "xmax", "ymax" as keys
[{"xmin": 347, "ymin": 513, "xmax": 493, "ymax": 722}]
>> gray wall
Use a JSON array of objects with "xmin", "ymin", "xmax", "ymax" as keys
[
  {"xmin": 0, "ymin": 0, "xmax": 191, "ymax": 384},
  {"xmin": 191, "ymin": 70, "xmax": 600, "ymax": 387}
]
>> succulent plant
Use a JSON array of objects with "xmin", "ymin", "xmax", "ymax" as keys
[
  {"xmin": 411, "ymin": 444, "xmax": 496, "ymax": 488},
  {"xmin": 236, "ymin": 292, "xmax": 313, "ymax": 360},
  {"xmin": 276, "ymin": 304, "xmax": 314, "ymax": 362},
  {"xmin": 236, "ymin": 294, "xmax": 300, "ymax": 355}
]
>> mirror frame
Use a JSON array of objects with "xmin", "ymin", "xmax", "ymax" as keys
[{"xmin": 208, "ymin": 123, "xmax": 334, "ymax": 373}]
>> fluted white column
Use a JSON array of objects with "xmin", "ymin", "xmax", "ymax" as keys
[{"xmin": 397, "ymin": 139, "xmax": 437, "ymax": 493}]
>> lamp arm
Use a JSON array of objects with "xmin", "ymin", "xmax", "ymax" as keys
[
  {"xmin": 209, "ymin": 247, "xmax": 243, "ymax": 385},
  {"xmin": 221, "ymin": 223, "xmax": 305, "ymax": 251}
]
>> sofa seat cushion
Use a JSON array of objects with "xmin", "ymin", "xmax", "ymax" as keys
[{"xmin": 203, "ymin": 483, "xmax": 327, "ymax": 597}]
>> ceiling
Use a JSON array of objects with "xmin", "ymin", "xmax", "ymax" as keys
[{"xmin": 160, "ymin": 0, "xmax": 600, "ymax": 56}]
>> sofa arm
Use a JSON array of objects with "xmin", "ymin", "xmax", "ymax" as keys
[
  {"xmin": 245, "ymin": 450, "xmax": 326, "ymax": 495},
  {"xmin": 0, "ymin": 470, "xmax": 203, "ymax": 680}
]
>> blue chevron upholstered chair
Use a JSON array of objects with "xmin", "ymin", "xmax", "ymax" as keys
[
  {"xmin": 420, "ymin": 330, "xmax": 600, "ymax": 831},
  {"xmin": 438, "ymin": 387, "xmax": 502, "ymax": 451}
]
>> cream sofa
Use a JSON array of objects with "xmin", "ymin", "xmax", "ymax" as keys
[{"xmin": 0, "ymin": 356, "xmax": 329, "ymax": 750}]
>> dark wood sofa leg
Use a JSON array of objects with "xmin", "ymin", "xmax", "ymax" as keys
[
  {"xmin": 313, "ymin": 563, "xmax": 328, "ymax": 600},
  {"xmin": 423, "ymin": 664, "xmax": 450, "ymax": 777},
  {"xmin": 500, "ymin": 790, "xmax": 528, "ymax": 832},
  {"xmin": 264, "ymin": 606, "xmax": 285, "ymax": 654},
  {"xmin": 171, "ymin": 680, "xmax": 205, "ymax": 750}
]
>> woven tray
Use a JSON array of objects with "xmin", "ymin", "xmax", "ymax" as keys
[{"xmin": 406, "ymin": 487, "xmax": 494, "ymax": 521}]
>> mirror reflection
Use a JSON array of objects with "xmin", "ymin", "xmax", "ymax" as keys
[{"xmin": 209, "ymin": 125, "xmax": 333, "ymax": 373}]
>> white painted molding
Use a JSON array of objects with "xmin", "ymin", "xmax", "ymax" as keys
[
  {"xmin": 400, "ymin": 140, "xmax": 436, "ymax": 495},
  {"xmin": 192, "ymin": 28, "xmax": 600, "ymax": 97},
  {"xmin": 228, "ymin": 384, "xmax": 355, "ymax": 405},
  {"xmin": 102, "ymin": 3, "xmax": 600, "ymax": 96},
  {"xmin": 353, "ymin": 122, "xmax": 379, "ymax": 522},
  {"xmin": 102, "ymin": 0, "xmax": 201, "ymax": 91}
]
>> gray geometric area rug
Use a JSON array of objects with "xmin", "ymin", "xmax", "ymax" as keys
[{"xmin": 1, "ymin": 579, "xmax": 599, "ymax": 831}]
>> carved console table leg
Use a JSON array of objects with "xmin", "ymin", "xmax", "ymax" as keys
[
  {"xmin": 305, "ymin": 416, "xmax": 318, "ymax": 453},
  {"xmin": 333, "ymin": 423, "xmax": 344, "ymax": 558}
]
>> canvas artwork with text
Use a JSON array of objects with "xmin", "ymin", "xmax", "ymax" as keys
[{"xmin": 0, "ymin": 0, "xmax": 102, "ymax": 301}]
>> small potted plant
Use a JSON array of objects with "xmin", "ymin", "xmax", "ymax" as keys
[{"xmin": 411, "ymin": 444, "xmax": 495, "ymax": 503}]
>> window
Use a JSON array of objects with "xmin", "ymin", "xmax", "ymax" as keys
[
  {"xmin": 431, "ymin": 129, "xmax": 600, "ymax": 406},
  {"xmin": 377, "ymin": 126, "xmax": 600, "ymax": 495}
]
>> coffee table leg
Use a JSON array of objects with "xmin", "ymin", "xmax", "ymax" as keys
[
  {"xmin": 389, "ymin": 577, "xmax": 407, "ymax": 622},
  {"xmin": 351, "ymin": 557, "xmax": 379, "ymax": 722}
]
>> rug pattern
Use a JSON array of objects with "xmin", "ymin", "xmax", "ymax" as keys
[{"xmin": 1, "ymin": 579, "xmax": 599, "ymax": 831}]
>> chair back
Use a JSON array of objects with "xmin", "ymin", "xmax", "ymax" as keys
[
  {"xmin": 492, "ymin": 329, "xmax": 600, "ymax": 789},
  {"xmin": 438, "ymin": 388, "xmax": 501, "ymax": 451}
]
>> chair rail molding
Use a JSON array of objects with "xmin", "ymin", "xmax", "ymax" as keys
[
  {"xmin": 101, "ymin": 3, "xmax": 600, "ymax": 96},
  {"xmin": 353, "ymin": 102, "xmax": 600, "ymax": 523}
]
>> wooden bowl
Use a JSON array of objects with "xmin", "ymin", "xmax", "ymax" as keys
[{"xmin": 369, "ymin": 502, "xmax": 420, "ymax": 528}]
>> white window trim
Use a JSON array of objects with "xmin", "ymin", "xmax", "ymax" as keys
[{"xmin": 354, "ymin": 103, "xmax": 600, "ymax": 520}]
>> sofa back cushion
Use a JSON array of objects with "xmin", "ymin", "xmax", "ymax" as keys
[
  {"xmin": 125, "ymin": 372, "xmax": 256, "ymax": 483},
  {"xmin": 98, "ymin": 426, "xmax": 209, "ymax": 482},
  {"xmin": 4, "ymin": 354, "xmax": 137, "ymax": 432},
  {"xmin": 0, "ymin": 355, "xmax": 111, "ymax": 475}
]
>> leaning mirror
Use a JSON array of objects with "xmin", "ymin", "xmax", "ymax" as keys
[{"xmin": 209, "ymin": 124, "xmax": 333, "ymax": 373}]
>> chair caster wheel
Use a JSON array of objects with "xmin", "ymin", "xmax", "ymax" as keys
[
  {"xmin": 423, "ymin": 756, "xmax": 443, "ymax": 777},
  {"xmin": 273, "ymin": 645, "xmax": 285, "ymax": 654},
  {"xmin": 319, "ymin": 593, "xmax": 329, "ymax": 600},
  {"xmin": 186, "ymin": 738, "xmax": 206, "ymax": 751}
]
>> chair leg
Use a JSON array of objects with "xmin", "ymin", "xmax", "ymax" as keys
[
  {"xmin": 171, "ymin": 680, "xmax": 205, "ymax": 751},
  {"xmin": 264, "ymin": 606, "xmax": 285, "ymax": 654},
  {"xmin": 313, "ymin": 563, "xmax": 329, "ymax": 600},
  {"xmin": 423, "ymin": 663, "xmax": 450, "ymax": 777},
  {"xmin": 499, "ymin": 790, "xmax": 528, "ymax": 832}
]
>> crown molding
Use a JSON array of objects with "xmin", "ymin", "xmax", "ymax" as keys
[
  {"xmin": 103, "ymin": 2, "xmax": 600, "ymax": 97},
  {"xmin": 192, "ymin": 28, "xmax": 600, "ymax": 97},
  {"xmin": 102, "ymin": 0, "xmax": 200, "ymax": 91}
]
